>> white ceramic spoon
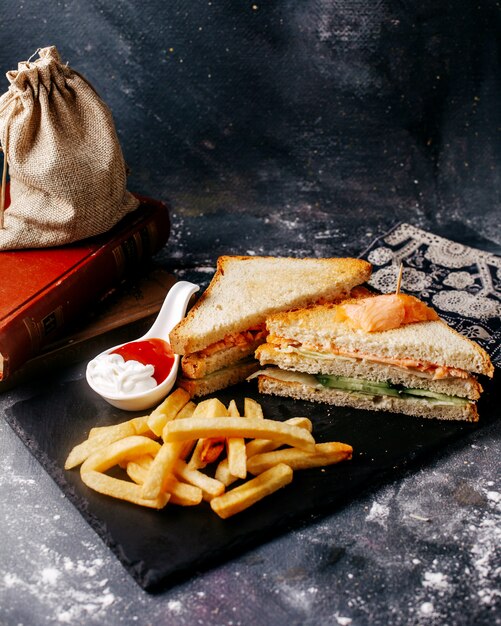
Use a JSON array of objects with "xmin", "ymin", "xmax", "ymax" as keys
[{"xmin": 86, "ymin": 280, "xmax": 199, "ymax": 411}]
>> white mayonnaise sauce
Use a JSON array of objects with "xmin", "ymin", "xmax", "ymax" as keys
[{"xmin": 86, "ymin": 353, "xmax": 157, "ymax": 396}]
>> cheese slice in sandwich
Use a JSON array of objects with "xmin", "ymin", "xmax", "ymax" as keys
[
  {"xmin": 169, "ymin": 255, "xmax": 372, "ymax": 396},
  {"xmin": 254, "ymin": 293, "xmax": 494, "ymax": 422}
]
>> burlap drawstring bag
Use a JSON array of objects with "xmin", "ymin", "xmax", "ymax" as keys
[{"xmin": 0, "ymin": 46, "xmax": 139, "ymax": 249}]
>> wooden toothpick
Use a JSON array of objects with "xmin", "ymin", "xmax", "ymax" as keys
[{"xmin": 395, "ymin": 263, "xmax": 404, "ymax": 294}]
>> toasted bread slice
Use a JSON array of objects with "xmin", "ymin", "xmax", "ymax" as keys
[
  {"xmin": 257, "ymin": 371, "xmax": 479, "ymax": 422},
  {"xmin": 177, "ymin": 360, "xmax": 260, "ymax": 397},
  {"xmin": 265, "ymin": 304, "xmax": 493, "ymax": 377},
  {"xmin": 169, "ymin": 256, "xmax": 372, "ymax": 354}
]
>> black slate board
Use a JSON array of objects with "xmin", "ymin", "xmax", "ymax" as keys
[{"xmin": 4, "ymin": 368, "xmax": 498, "ymax": 592}]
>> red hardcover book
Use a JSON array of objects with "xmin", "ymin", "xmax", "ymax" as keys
[{"xmin": 0, "ymin": 193, "xmax": 171, "ymax": 382}]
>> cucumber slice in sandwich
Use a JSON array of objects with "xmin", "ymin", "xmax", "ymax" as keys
[
  {"xmin": 316, "ymin": 375, "xmax": 401, "ymax": 397},
  {"xmin": 315, "ymin": 375, "xmax": 469, "ymax": 406}
]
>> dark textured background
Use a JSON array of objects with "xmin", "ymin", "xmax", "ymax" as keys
[
  {"xmin": 0, "ymin": 2, "xmax": 500, "ymax": 625},
  {"xmin": 1, "ymin": 1, "xmax": 499, "ymax": 266}
]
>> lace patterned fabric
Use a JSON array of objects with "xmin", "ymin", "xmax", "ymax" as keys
[{"xmin": 360, "ymin": 223, "xmax": 501, "ymax": 367}]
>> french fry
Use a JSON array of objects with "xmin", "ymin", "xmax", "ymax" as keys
[
  {"xmin": 65, "ymin": 421, "xmax": 136, "ymax": 469},
  {"xmin": 126, "ymin": 462, "xmax": 202, "ymax": 506},
  {"xmin": 147, "ymin": 388, "xmax": 191, "ymax": 437},
  {"xmin": 140, "ymin": 442, "xmax": 183, "ymax": 500},
  {"xmin": 213, "ymin": 399, "xmax": 243, "ymax": 488},
  {"xmin": 187, "ymin": 398, "xmax": 228, "ymax": 470},
  {"xmin": 128, "ymin": 454, "xmax": 153, "ymax": 471},
  {"xmin": 247, "ymin": 442, "xmax": 353, "ymax": 474},
  {"xmin": 163, "ymin": 475, "xmax": 203, "ymax": 506},
  {"xmin": 130, "ymin": 415, "xmax": 155, "ymax": 435},
  {"xmin": 226, "ymin": 400, "xmax": 246, "ymax": 479},
  {"xmin": 81, "ymin": 471, "xmax": 168, "ymax": 509},
  {"xmin": 210, "ymin": 463, "xmax": 293, "ymax": 519},
  {"xmin": 215, "ymin": 416, "xmax": 314, "ymax": 487},
  {"xmin": 244, "ymin": 397, "xmax": 264, "ymax": 419},
  {"xmin": 179, "ymin": 400, "xmax": 198, "ymax": 417},
  {"xmin": 88, "ymin": 415, "xmax": 153, "ymax": 439},
  {"xmin": 81, "ymin": 436, "xmax": 161, "ymax": 474},
  {"xmin": 165, "ymin": 417, "xmax": 316, "ymax": 452},
  {"xmin": 79, "ymin": 436, "xmax": 168, "ymax": 509},
  {"xmin": 186, "ymin": 442, "xmax": 205, "ymax": 470},
  {"xmin": 163, "ymin": 401, "xmax": 197, "ymax": 436},
  {"xmin": 173, "ymin": 459, "xmax": 225, "ymax": 501},
  {"xmin": 282, "ymin": 416, "xmax": 312, "ymax": 431},
  {"xmin": 214, "ymin": 457, "xmax": 238, "ymax": 487},
  {"xmin": 65, "ymin": 385, "xmax": 354, "ymax": 517},
  {"xmin": 88, "ymin": 425, "xmax": 111, "ymax": 438},
  {"xmin": 225, "ymin": 441, "xmax": 246, "ymax": 478},
  {"xmin": 164, "ymin": 401, "xmax": 198, "ymax": 460},
  {"xmin": 245, "ymin": 417, "xmax": 313, "ymax": 458},
  {"xmin": 213, "ymin": 399, "xmax": 242, "ymax": 488},
  {"xmin": 192, "ymin": 398, "xmax": 228, "ymax": 419},
  {"xmin": 141, "ymin": 401, "xmax": 199, "ymax": 500},
  {"xmin": 125, "ymin": 459, "xmax": 150, "ymax": 484},
  {"xmin": 73, "ymin": 415, "xmax": 158, "ymax": 471}
]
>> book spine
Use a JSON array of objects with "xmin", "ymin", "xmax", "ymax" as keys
[{"xmin": 0, "ymin": 199, "xmax": 170, "ymax": 381}]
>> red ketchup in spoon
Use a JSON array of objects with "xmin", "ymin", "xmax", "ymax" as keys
[{"xmin": 111, "ymin": 338, "xmax": 175, "ymax": 385}]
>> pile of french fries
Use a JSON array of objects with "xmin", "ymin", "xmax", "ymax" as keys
[{"xmin": 65, "ymin": 388, "xmax": 353, "ymax": 518}]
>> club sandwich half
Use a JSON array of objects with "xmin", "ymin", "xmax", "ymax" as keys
[
  {"xmin": 254, "ymin": 292, "xmax": 494, "ymax": 421},
  {"xmin": 169, "ymin": 255, "xmax": 372, "ymax": 396}
]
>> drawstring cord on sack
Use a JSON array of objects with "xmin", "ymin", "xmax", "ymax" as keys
[
  {"xmin": 25, "ymin": 48, "xmax": 41, "ymax": 66},
  {"xmin": 0, "ymin": 95, "xmax": 20, "ymax": 229}
]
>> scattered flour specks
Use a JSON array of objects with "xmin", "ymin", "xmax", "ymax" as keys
[
  {"xmin": 0, "ymin": 495, "xmax": 119, "ymax": 626},
  {"xmin": 56, "ymin": 592, "xmax": 115, "ymax": 624},
  {"xmin": 3, "ymin": 573, "xmax": 22, "ymax": 588},
  {"xmin": 365, "ymin": 501, "xmax": 390, "ymax": 526},
  {"xmin": 0, "ymin": 473, "xmax": 36, "ymax": 487},
  {"xmin": 167, "ymin": 599, "xmax": 183, "ymax": 615},
  {"xmin": 276, "ymin": 580, "xmax": 317, "ymax": 613},
  {"xmin": 40, "ymin": 567, "xmax": 61, "ymax": 585},
  {"xmin": 422, "ymin": 572, "xmax": 449, "ymax": 591},
  {"xmin": 315, "ymin": 229, "xmax": 338, "ymax": 240},
  {"xmin": 469, "ymin": 488, "xmax": 501, "ymax": 607},
  {"xmin": 486, "ymin": 491, "xmax": 500, "ymax": 504},
  {"xmin": 420, "ymin": 601, "xmax": 435, "ymax": 616}
]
